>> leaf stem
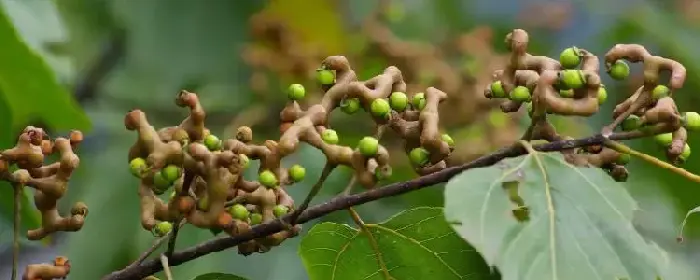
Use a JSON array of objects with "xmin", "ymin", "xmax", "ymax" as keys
[
  {"xmin": 604, "ymin": 140, "xmax": 700, "ymax": 183},
  {"xmin": 160, "ymin": 254, "xmax": 173, "ymax": 280}
]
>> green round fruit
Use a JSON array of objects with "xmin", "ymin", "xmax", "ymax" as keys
[
  {"xmin": 273, "ymin": 205, "xmax": 289, "ymax": 218},
  {"xmin": 374, "ymin": 166, "xmax": 392, "ymax": 181},
  {"xmin": 598, "ymin": 86, "xmax": 608, "ymax": 105},
  {"xmin": 259, "ymin": 170, "xmax": 278, "ymax": 188},
  {"xmin": 239, "ymin": 154, "xmax": 250, "ymax": 169},
  {"xmin": 559, "ymin": 47, "xmax": 581, "ymax": 69},
  {"xmin": 559, "ymin": 89, "xmax": 574, "ymax": 98},
  {"xmin": 340, "ymin": 98, "xmax": 360, "ymax": 114},
  {"xmin": 654, "ymin": 133, "xmax": 673, "ymax": 147},
  {"xmin": 289, "ymin": 164, "xmax": 306, "ymax": 182},
  {"xmin": 490, "ymin": 81, "xmax": 506, "ymax": 98},
  {"xmin": 652, "ymin": 85, "xmax": 670, "ymax": 100},
  {"xmin": 197, "ymin": 195, "xmax": 209, "ymax": 211},
  {"xmin": 560, "ymin": 70, "xmax": 585, "ymax": 89},
  {"xmin": 250, "ymin": 213, "xmax": 263, "ymax": 225},
  {"xmin": 287, "ymin": 84, "xmax": 306, "ymax": 100},
  {"xmin": 680, "ymin": 144, "xmax": 692, "ymax": 162},
  {"xmin": 204, "ymin": 134, "xmax": 222, "ymax": 151},
  {"xmin": 153, "ymin": 171, "xmax": 172, "ymax": 191},
  {"xmin": 683, "ymin": 112, "xmax": 700, "ymax": 131},
  {"xmin": 317, "ymin": 69, "xmax": 335, "ymax": 85},
  {"xmin": 229, "ymin": 204, "xmax": 250, "ymax": 220},
  {"xmin": 370, "ymin": 98, "xmax": 391, "ymax": 118},
  {"xmin": 525, "ymin": 102, "xmax": 533, "ymax": 116},
  {"xmin": 441, "ymin": 134, "xmax": 455, "ymax": 148},
  {"xmin": 509, "ymin": 86, "xmax": 531, "ymax": 102},
  {"xmin": 358, "ymin": 136, "xmax": 379, "ymax": 156},
  {"xmin": 621, "ymin": 115, "xmax": 642, "ymax": 131},
  {"xmin": 152, "ymin": 221, "xmax": 173, "ymax": 237},
  {"xmin": 608, "ymin": 60, "xmax": 630, "ymax": 80},
  {"xmin": 162, "ymin": 164, "xmax": 181, "ymax": 183},
  {"xmin": 616, "ymin": 153, "xmax": 631, "ymax": 165},
  {"xmin": 412, "ymin": 93, "xmax": 426, "ymax": 111},
  {"xmin": 129, "ymin": 157, "xmax": 147, "ymax": 178},
  {"xmin": 389, "ymin": 92, "xmax": 408, "ymax": 112},
  {"xmin": 409, "ymin": 147, "xmax": 430, "ymax": 167},
  {"xmin": 321, "ymin": 129, "xmax": 339, "ymax": 144}
]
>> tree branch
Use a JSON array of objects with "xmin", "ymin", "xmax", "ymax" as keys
[{"xmin": 101, "ymin": 130, "xmax": 644, "ymax": 280}]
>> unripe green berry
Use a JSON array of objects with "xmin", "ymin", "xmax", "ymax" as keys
[
  {"xmin": 374, "ymin": 166, "xmax": 392, "ymax": 181},
  {"xmin": 560, "ymin": 70, "xmax": 585, "ymax": 89},
  {"xmin": 287, "ymin": 84, "xmax": 306, "ymax": 100},
  {"xmin": 162, "ymin": 164, "xmax": 181, "ymax": 183},
  {"xmin": 321, "ymin": 129, "xmax": 339, "ymax": 144},
  {"xmin": 652, "ymin": 85, "xmax": 670, "ymax": 100},
  {"xmin": 153, "ymin": 171, "xmax": 172, "ymax": 193},
  {"xmin": 683, "ymin": 112, "xmax": 700, "ymax": 131},
  {"xmin": 152, "ymin": 221, "xmax": 173, "ymax": 237},
  {"xmin": 559, "ymin": 47, "xmax": 581, "ymax": 69},
  {"xmin": 598, "ymin": 85, "xmax": 608, "ymax": 105},
  {"xmin": 608, "ymin": 60, "xmax": 630, "ymax": 80},
  {"xmin": 389, "ymin": 92, "xmax": 408, "ymax": 112},
  {"xmin": 197, "ymin": 195, "xmax": 209, "ymax": 211},
  {"xmin": 239, "ymin": 154, "xmax": 250, "ymax": 169},
  {"xmin": 412, "ymin": 93, "xmax": 426, "ymax": 111},
  {"xmin": 289, "ymin": 164, "xmax": 306, "ymax": 182},
  {"xmin": 370, "ymin": 98, "xmax": 391, "ymax": 118},
  {"xmin": 441, "ymin": 133, "xmax": 455, "ymax": 148},
  {"xmin": 358, "ymin": 136, "xmax": 379, "ymax": 156},
  {"xmin": 259, "ymin": 170, "xmax": 278, "ymax": 188},
  {"xmin": 525, "ymin": 102, "xmax": 533, "ymax": 116},
  {"xmin": 490, "ymin": 81, "xmax": 506, "ymax": 98},
  {"xmin": 129, "ymin": 157, "xmax": 147, "ymax": 178},
  {"xmin": 204, "ymin": 134, "xmax": 222, "ymax": 151},
  {"xmin": 229, "ymin": 204, "xmax": 249, "ymax": 220},
  {"xmin": 559, "ymin": 89, "xmax": 574, "ymax": 98},
  {"xmin": 340, "ymin": 98, "xmax": 360, "ymax": 114},
  {"xmin": 409, "ymin": 147, "xmax": 430, "ymax": 167},
  {"xmin": 273, "ymin": 205, "xmax": 289, "ymax": 218},
  {"xmin": 654, "ymin": 133, "xmax": 673, "ymax": 147},
  {"xmin": 621, "ymin": 115, "xmax": 642, "ymax": 131},
  {"xmin": 250, "ymin": 213, "xmax": 263, "ymax": 225},
  {"xmin": 509, "ymin": 86, "xmax": 531, "ymax": 102},
  {"xmin": 680, "ymin": 144, "xmax": 692, "ymax": 162},
  {"xmin": 616, "ymin": 153, "xmax": 631, "ymax": 165},
  {"xmin": 317, "ymin": 69, "xmax": 335, "ymax": 85}
]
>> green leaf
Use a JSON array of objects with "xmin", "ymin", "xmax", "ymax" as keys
[
  {"xmin": 299, "ymin": 207, "xmax": 490, "ymax": 280},
  {"xmin": 0, "ymin": 3, "xmax": 90, "ymax": 131},
  {"xmin": 445, "ymin": 152, "xmax": 668, "ymax": 280},
  {"xmin": 192, "ymin": 273, "xmax": 250, "ymax": 280}
]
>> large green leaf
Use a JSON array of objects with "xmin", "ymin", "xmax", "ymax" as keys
[
  {"xmin": 0, "ymin": 3, "xmax": 89, "ymax": 131},
  {"xmin": 444, "ymin": 152, "xmax": 668, "ymax": 280},
  {"xmin": 299, "ymin": 207, "xmax": 494, "ymax": 280},
  {"xmin": 193, "ymin": 273, "xmax": 249, "ymax": 280}
]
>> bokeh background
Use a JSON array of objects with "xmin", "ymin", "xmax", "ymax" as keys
[{"xmin": 2, "ymin": 0, "xmax": 700, "ymax": 279}]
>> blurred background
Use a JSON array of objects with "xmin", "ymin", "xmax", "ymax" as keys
[{"xmin": 1, "ymin": 0, "xmax": 700, "ymax": 279}]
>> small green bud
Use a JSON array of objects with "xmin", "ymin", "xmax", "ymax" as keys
[
  {"xmin": 490, "ymin": 81, "xmax": 506, "ymax": 98},
  {"xmin": 239, "ymin": 154, "xmax": 250, "ymax": 169},
  {"xmin": 250, "ymin": 213, "xmax": 263, "ymax": 225},
  {"xmin": 287, "ymin": 84, "xmax": 306, "ymax": 100},
  {"xmin": 358, "ymin": 136, "xmax": 379, "ymax": 156},
  {"xmin": 259, "ymin": 170, "xmax": 278, "ymax": 188},
  {"xmin": 616, "ymin": 153, "xmax": 631, "ymax": 165},
  {"xmin": 162, "ymin": 164, "xmax": 181, "ymax": 183},
  {"xmin": 409, "ymin": 147, "xmax": 430, "ymax": 167},
  {"xmin": 441, "ymin": 134, "xmax": 455, "ymax": 148},
  {"xmin": 654, "ymin": 133, "xmax": 673, "ymax": 147},
  {"xmin": 321, "ymin": 129, "xmax": 339, "ymax": 144},
  {"xmin": 229, "ymin": 204, "xmax": 250, "ymax": 220},
  {"xmin": 273, "ymin": 205, "xmax": 289, "ymax": 218},
  {"xmin": 204, "ymin": 134, "xmax": 222, "ymax": 151},
  {"xmin": 560, "ymin": 70, "xmax": 585, "ymax": 89},
  {"xmin": 340, "ymin": 98, "xmax": 360, "ymax": 114},
  {"xmin": 374, "ymin": 166, "xmax": 392, "ymax": 181},
  {"xmin": 680, "ymin": 144, "xmax": 692, "ymax": 162},
  {"xmin": 412, "ymin": 93, "xmax": 426, "ymax": 111},
  {"xmin": 129, "ymin": 157, "xmax": 147, "ymax": 178},
  {"xmin": 289, "ymin": 164, "xmax": 306, "ymax": 182},
  {"xmin": 683, "ymin": 112, "xmax": 700, "ymax": 131},
  {"xmin": 509, "ymin": 86, "xmax": 531, "ymax": 102},
  {"xmin": 652, "ymin": 85, "xmax": 670, "ymax": 100},
  {"xmin": 153, "ymin": 171, "xmax": 172, "ymax": 193},
  {"xmin": 559, "ymin": 89, "xmax": 574, "ymax": 98},
  {"xmin": 370, "ymin": 98, "xmax": 391, "ymax": 118},
  {"xmin": 389, "ymin": 92, "xmax": 408, "ymax": 112},
  {"xmin": 621, "ymin": 115, "xmax": 642, "ymax": 131},
  {"xmin": 317, "ymin": 69, "xmax": 335, "ymax": 85},
  {"xmin": 152, "ymin": 221, "xmax": 173, "ymax": 237},
  {"xmin": 559, "ymin": 47, "xmax": 581, "ymax": 69},
  {"xmin": 608, "ymin": 60, "xmax": 630, "ymax": 81},
  {"xmin": 598, "ymin": 85, "xmax": 608, "ymax": 105}
]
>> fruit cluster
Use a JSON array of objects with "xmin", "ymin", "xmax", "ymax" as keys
[{"xmin": 0, "ymin": 126, "xmax": 87, "ymax": 279}]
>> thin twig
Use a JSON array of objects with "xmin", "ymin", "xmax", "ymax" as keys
[
  {"xmin": 165, "ymin": 219, "xmax": 183, "ymax": 257},
  {"xmin": 160, "ymin": 254, "xmax": 173, "ymax": 280},
  {"xmin": 605, "ymin": 140, "xmax": 700, "ymax": 183},
  {"xmin": 126, "ymin": 220, "xmax": 186, "ymax": 269}
]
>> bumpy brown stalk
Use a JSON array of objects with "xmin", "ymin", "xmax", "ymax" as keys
[{"xmin": 22, "ymin": 256, "xmax": 71, "ymax": 280}]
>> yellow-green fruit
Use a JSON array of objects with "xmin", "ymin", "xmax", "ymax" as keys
[
  {"xmin": 370, "ymin": 98, "xmax": 391, "ymax": 118},
  {"xmin": 289, "ymin": 164, "xmax": 306, "ymax": 182},
  {"xmin": 509, "ymin": 86, "xmax": 531, "ymax": 102},
  {"xmin": 559, "ymin": 89, "xmax": 574, "ymax": 98},
  {"xmin": 358, "ymin": 136, "xmax": 379, "ymax": 156},
  {"xmin": 203, "ymin": 134, "xmax": 222, "ymax": 151},
  {"xmin": 616, "ymin": 153, "xmax": 631, "ymax": 165},
  {"xmin": 153, "ymin": 171, "xmax": 172, "ymax": 193},
  {"xmin": 441, "ymin": 134, "xmax": 455, "ymax": 148},
  {"xmin": 608, "ymin": 60, "xmax": 630, "ymax": 80},
  {"xmin": 129, "ymin": 157, "xmax": 147, "ymax": 178},
  {"xmin": 273, "ymin": 205, "xmax": 289, "ymax": 218},
  {"xmin": 152, "ymin": 221, "xmax": 173, "ymax": 237},
  {"xmin": 340, "ymin": 98, "xmax": 360, "ymax": 114},
  {"xmin": 250, "ymin": 213, "xmax": 263, "ymax": 225},
  {"xmin": 197, "ymin": 195, "xmax": 209, "ymax": 211},
  {"xmin": 409, "ymin": 147, "xmax": 430, "ymax": 167},
  {"xmin": 259, "ymin": 170, "xmax": 278, "ymax": 188},
  {"xmin": 374, "ymin": 166, "xmax": 392, "ymax": 181},
  {"xmin": 389, "ymin": 92, "xmax": 408, "ymax": 112},
  {"xmin": 229, "ymin": 204, "xmax": 249, "ymax": 220},
  {"xmin": 683, "ymin": 112, "xmax": 700, "ymax": 131},
  {"xmin": 287, "ymin": 83, "xmax": 306, "ymax": 100},
  {"xmin": 162, "ymin": 164, "xmax": 181, "ymax": 183},
  {"xmin": 598, "ymin": 86, "xmax": 607, "ymax": 105},
  {"xmin": 560, "ymin": 70, "xmax": 585, "ymax": 89},
  {"xmin": 559, "ymin": 47, "xmax": 581, "ymax": 69},
  {"xmin": 317, "ymin": 69, "xmax": 335, "ymax": 85},
  {"xmin": 321, "ymin": 129, "xmax": 339, "ymax": 144},
  {"xmin": 652, "ymin": 85, "xmax": 670, "ymax": 100},
  {"xmin": 654, "ymin": 133, "xmax": 673, "ymax": 147},
  {"xmin": 239, "ymin": 154, "xmax": 250, "ymax": 169},
  {"xmin": 680, "ymin": 144, "xmax": 691, "ymax": 162},
  {"xmin": 490, "ymin": 81, "xmax": 506, "ymax": 98},
  {"xmin": 621, "ymin": 115, "xmax": 642, "ymax": 131},
  {"xmin": 412, "ymin": 93, "xmax": 426, "ymax": 111}
]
